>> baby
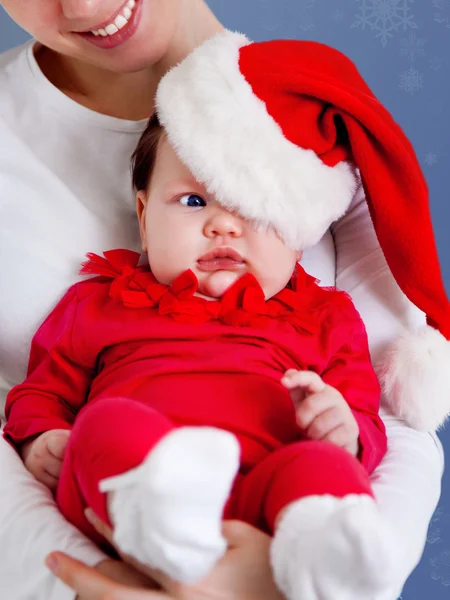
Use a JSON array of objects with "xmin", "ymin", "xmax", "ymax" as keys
[
  {"xmin": 5, "ymin": 113, "xmax": 392, "ymax": 600},
  {"xmin": 6, "ymin": 30, "xmax": 445, "ymax": 600}
]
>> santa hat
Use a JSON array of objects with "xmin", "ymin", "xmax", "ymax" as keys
[{"xmin": 156, "ymin": 31, "xmax": 450, "ymax": 431}]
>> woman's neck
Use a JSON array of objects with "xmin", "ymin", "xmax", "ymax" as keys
[{"xmin": 35, "ymin": 0, "xmax": 224, "ymax": 120}]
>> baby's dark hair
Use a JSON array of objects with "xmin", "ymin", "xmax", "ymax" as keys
[{"xmin": 131, "ymin": 113, "xmax": 165, "ymax": 192}]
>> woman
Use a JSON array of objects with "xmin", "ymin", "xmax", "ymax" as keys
[{"xmin": 0, "ymin": 1, "xmax": 444, "ymax": 599}]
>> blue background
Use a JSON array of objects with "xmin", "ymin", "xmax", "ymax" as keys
[{"xmin": 1, "ymin": 1, "xmax": 449, "ymax": 598}]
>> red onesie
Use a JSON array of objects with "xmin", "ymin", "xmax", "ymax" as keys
[{"xmin": 5, "ymin": 249, "xmax": 387, "ymax": 549}]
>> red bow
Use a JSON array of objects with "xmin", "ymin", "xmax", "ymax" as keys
[
  {"xmin": 80, "ymin": 250, "xmax": 323, "ymax": 333},
  {"xmin": 80, "ymin": 249, "xmax": 141, "ymax": 300}
]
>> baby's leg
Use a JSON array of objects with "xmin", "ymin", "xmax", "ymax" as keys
[
  {"xmin": 57, "ymin": 397, "xmax": 175, "ymax": 544},
  {"xmin": 228, "ymin": 441, "xmax": 397, "ymax": 600},
  {"xmin": 58, "ymin": 397, "xmax": 240, "ymax": 583}
]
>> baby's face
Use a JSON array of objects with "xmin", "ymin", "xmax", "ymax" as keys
[{"xmin": 137, "ymin": 138, "xmax": 300, "ymax": 300}]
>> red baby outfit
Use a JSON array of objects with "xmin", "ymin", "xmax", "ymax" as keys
[{"xmin": 5, "ymin": 249, "xmax": 386, "ymax": 548}]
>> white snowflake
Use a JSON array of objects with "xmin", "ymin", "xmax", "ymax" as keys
[
  {"xmin": 426, "ymin": 505, "xmax": 444, "ymax": 540},
  {"xmin": 399, "ymin": 67, "xmax": 424, "ymax": 94},
  {"xmin": 399, "ymin": 31, "xmax": 426, "ymax": 63},
  {"xmin": 430, "ymin": 550, "xmax": 450, "ymax": 586},
  {"xmin": 427, "ymin": 525, "xmax": 442, "ymax": 541},
  {"xmin": 352, "ymin": 0, "xmax": 418, "ymax": 47},
  {"xmin": 433, "ymin": 0, "xmax": 450, "ymax": 28},
  {"xmin": 430, "ymin": 56, "xmax": 444, "ymax": 70}
]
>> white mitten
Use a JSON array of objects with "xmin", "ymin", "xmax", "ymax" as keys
[
  {"xmin": 100, "ymin": 426, "xmax": 240, "ymax": 583},
  {"xmin": 271, "ymin": 494, "xmax": 399, "ymax": 600}
]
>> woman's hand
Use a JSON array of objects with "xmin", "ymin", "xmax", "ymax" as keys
[
  {"xmin": 46, "ymin": 513, "xmax": 284, "ymax": 600},
  {"xmin": 46, "ymin": 554, "xmax": 166, "ymax": 600}
]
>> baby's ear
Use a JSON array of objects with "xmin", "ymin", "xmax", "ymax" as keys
[
  {"xmin": 296, "ymin": 251, "xmax": 303, "ymax": 262},
  {"xmin": 136, "ymin": 190, "xmax": 148, "ymax": 252}
]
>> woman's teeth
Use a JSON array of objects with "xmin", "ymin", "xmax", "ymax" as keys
[{"xmin": 91, "ymin": 0, "xmax": 136, "ymax": 36}]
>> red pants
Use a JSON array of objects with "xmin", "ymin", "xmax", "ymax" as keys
[{"xmin": 57, "ymin": 397, "xmax": 374, "ymax": 551}]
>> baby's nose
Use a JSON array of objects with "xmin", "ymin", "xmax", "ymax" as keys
[{"xmin": 205, "ymin": 208, "xmax": 244, "ymax": 237}]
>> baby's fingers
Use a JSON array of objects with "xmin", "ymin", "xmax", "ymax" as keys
[
  {"xmin": 46, "ymin": 430, "xmax": 71, "ymax": 460},
  {"xmin": 322, "ymin": 424, "xmax": 359, "ymax": 456},
  {"xmin": 43, "ymin": 453, "xmax": 64, "ymax": 479},
  {"xmin": 36, "ymin": 467, "xmax": 60, "ymax": 491},
  {"xmin": 305, "ymin": 406, "xmax": 344, "ymax": 441},
  {"xmin": 281, "ymin": 370, "xmax": 325, "ymax": 395}
]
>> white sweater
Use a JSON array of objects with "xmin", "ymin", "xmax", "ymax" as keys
[{"xmin": 0, "ymin": 41, "xmax": 444, "ymax": 600}]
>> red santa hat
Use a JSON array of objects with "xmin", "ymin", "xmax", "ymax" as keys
[{"xmin": 156, "ymin": 30, "xmax": 450, "ymax": 431}]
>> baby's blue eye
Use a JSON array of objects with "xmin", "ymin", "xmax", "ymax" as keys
[{"xmin": 178, "ymin": 194, "xmax": 206, "ymax": 208}]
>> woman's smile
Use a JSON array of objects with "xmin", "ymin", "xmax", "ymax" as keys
[{"xmin": 75, "ymin": 0, "xmax": 142, "ymax": 49}]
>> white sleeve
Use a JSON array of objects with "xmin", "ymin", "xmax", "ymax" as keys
[
  {"xmin": 370, "ymin": 415, "xmax": 443, "ymax": 595},
  {"xmin": 0, "ymin": 430, "xmax": 107, "ymax": 600},
  {"xmin": 331, "ymin": 184, "xmax": 444, "ymax": 590}
]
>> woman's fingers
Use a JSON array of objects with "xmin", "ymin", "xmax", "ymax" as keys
[
  {"xmin": 45, "ymin": 553, "xmax": 169, "ymax": 600},
  {"xmin": 109, "ymin": 588, "xmax": 168, "ymax": 599},
  {"xmin": 46, "ymin": 553, "xmax": 116, "ymax": 600},
  {"xmin": 84, "ymin": 509, "xmax": 166, "ymax": 587},
  {"xmin": 222, "ymin": 519, "xmax": 266, "ymax": 548},
  {"xmin": 85, "ymin": 508, "xmax": 114, "ymax": 545}
]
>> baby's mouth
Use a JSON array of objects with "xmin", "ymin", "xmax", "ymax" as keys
[{"xmin": 197, "ymin": 247, "xmax": 246, "ymax": 272}]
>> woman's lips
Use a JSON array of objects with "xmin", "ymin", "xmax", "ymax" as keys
[{"xmin": 76, "ymin": 0, "xmax": 142, "ymax": 50}]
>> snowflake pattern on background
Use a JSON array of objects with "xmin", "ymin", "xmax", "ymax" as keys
[
  {"xmin": 433, "ymin": 0, "xmax": 450, "ymax": 28},
  {"xmin": 399, "ymin": 66, "xmax": 424, "ymax": 94},
  {"xmin": 430, "ymin": 550, "xmax": 450, "ymax": 586},
  {"xmin": 399, "ymin": 30, "xmax": 426, "ymax": 62},
  {"xmin": 427, "ymin": 505, "xmax": 444, "ymax": 539},
  {"xmin": 352, "ymin": 0, "xmax": 418, "ymax": 47}
]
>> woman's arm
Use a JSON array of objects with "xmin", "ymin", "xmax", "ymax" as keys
[
  {"xmin": 0, "ymin": 431, "xmax": 107, "ymax": 600},
  {"xmin": 0, "ymin": 287, "xmax": 109, "ymax": 599},
  {"xmin": 371, "ymin": 415, "xmax": 443, "ymax": 594},
  {"xmin": 331, "ymin": 183, "xmax": 444, "ymax": 591},
  {"xmin": 4, "ymin": 287, "xmax": 93, "ymax": 447}
]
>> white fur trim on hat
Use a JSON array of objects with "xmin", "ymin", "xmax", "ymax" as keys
[
  {"xmin": 156, "ymin": 30, "xmax": 357, "ymax": 251},
  {"xmin": 377, "ymin": 325, "xmax": 450, "ymax": 431}
]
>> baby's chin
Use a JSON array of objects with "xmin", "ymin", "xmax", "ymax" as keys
[{"xmin": 197, "ymin": 271, "xmax": 242, "ymax": 299}]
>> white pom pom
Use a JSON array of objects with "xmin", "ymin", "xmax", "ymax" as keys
[{"xmin": 377, "ymin": 325, "xmax": 450, "ymax": 431}]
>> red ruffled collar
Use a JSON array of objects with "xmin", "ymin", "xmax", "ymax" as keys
[{"xmin": 80, "ymin": 249, "xmax": 323, "ymax": 334}]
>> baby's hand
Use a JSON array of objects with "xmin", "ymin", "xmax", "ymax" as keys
[
  {"xmin": 281, "ymin": 370, "xmax": 359, "ymax": 456},
  {"xmin": 22, "ymin": 430, "xmax": 71, "ymax": 491}
]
